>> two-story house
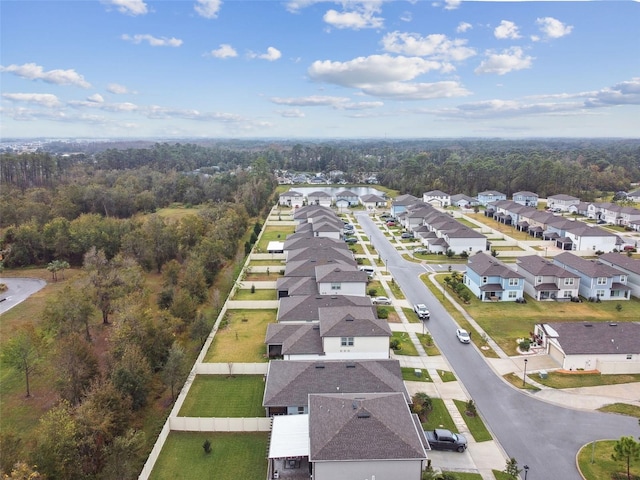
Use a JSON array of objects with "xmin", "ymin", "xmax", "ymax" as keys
[
  {"xmin": 464, "ymin": 252, "xmax": 525, "ymax": 301},
  {"xmin": 423, "ymin": 190, "xmax": 451, "ymax": 207},
  {"xmin": 553, "ymin": 252, "xmax": 631, "ymax": 301},
  {"xmin": 598, "ymin": 253, "xmax": 640, "ymax": 299},
  {"xmin": 477, "ymin": 190, "xmax": 507, "ymax": 206},
  {"xmin": 515, "ymin": 255, "xmax": 580, "ymax": 301},
  {"xmin": 512, "ymin": 191, "xmax": 539, "ymax": 207}
]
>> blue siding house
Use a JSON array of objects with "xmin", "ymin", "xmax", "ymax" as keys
[
  {"xmin": 477, "ymin": 190, "xmax": 507, "ymax": 206},
  {"xmin": 465, "ymin": 252, "xmax": 525, "ymax": 302}
]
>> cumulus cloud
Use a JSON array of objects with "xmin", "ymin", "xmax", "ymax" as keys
[
  {"xmin": 474, "ymin": 47, "xmax": 533, "ymax": 75},
  {"xmin": 209, "ymin": 44, "xmax": 238, "ymax": 59},
  {"xmin": 102, "ymin": 0, "xmax": 148, "ymax": 16},
  {"xmin": 270, "ymin": 95, "xmax": 384, "ymax": 110},
  {"xmin": 323, "ymin": 5, "xmax": 384, "ymax": 30},
  {"xmin": 381, "ymin": 31, "xmax": 476, "ymax": 62},
  {"xmin": 308, "ymin": 54, "xmax": 443, "ymax": 88},
  {"xmin": 444, "ymin": 0, "xmax": 462, "ymax": 11},
  {"xmin": 583, "ymin": 77, "xmax": 640, "ymax": 107},
  {"xmin": 107, "ymin": 83, "xmax": 133, "ymax": 94},
  {"xmin": 194, "ymin": 0, "xmax": 222, "ymax": 19},
  {"xmin": 494, "ymin": 20, "xmax": 521, "ymax": 40},
  {"xmin": 87, "ymin": 94, "xmax": 105, "ymax": 103},
  {"xmin": 277, "ymin": 109, "xmax": 306, "ymax": 118},
  {"xmin": 456, "ymin": 22, "xmax": 472, "ymax": 33},
  {"xmin": 2, "ymin": 93, "xmax": 62, "ymax": 108},
  {"xmin": 0, "ymin": 63, "xmax": 91, "ymax": 88},
  {"xmin": 536, "ymin": 17, "xmax": 573, "ymax": 39},
  {"xmin": 121, "ymin": 34, "xmax": 183, "ymax": 47},
  {"xmin": 248, "ymin": 46, "xmax": 282, "ymax": 61},
  {"xmin": 358, "ymin": 81, "xmax": 470, "ymax": 100}
]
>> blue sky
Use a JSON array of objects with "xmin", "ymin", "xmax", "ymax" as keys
[{"xmin": 1, "ymin": 0, "xmax": 639, "ymax": 139}]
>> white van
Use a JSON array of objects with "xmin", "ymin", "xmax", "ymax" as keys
[{"xmin": 359, "ymin": 266, "xmax": 375, "ymax": 278}]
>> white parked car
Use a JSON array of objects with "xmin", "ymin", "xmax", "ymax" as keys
[
  {"xmin": 413, "ymin": 304, "xmax": 430, "ymax": 319},
  {"xmin": 372, "ymin": 296, "xmax": 392, "ymax": 305},
  {"xmin": 456, "ymin": 329, "xmax": 471, "ymax": 344}
]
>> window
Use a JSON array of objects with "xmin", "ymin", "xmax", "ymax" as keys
[
  {"xmin": 620, "ymin": 275, "xmax": 627, "ymax": 284},
  {"xmin": 509, "ymin": 278, "xmax": 519, "ymax": 286},
  {"xmin": 341, "ymin": 337, "xmax": 354, "ymax": 347},
  {"xmin": 297, "ymin": 407, "xmax": 305, "ymax": 414},
  {"xmin": 536, "ymin": 276, "xmax": 543, "ymax": 285},
  {"xmin": 596, "ymin": 290, "xmax": 605, "ymax": 298},
  {"xmin": 482, "ymin": 276, "xmax": 488, "ymax": 284},
  {"xmin": 597, "ymin": 277, "xmax": 607, "ymax": 285},
  {"xmin": 564, "ymin": 278, "xmax": 574, "ymax": 286},
  {"xmin": 508, "ymin": 291, "xmax": 517, "ymax": 299},
  {"xmin": 563, "ymin": 291, "xmax": 572, "ymax": 298},
  {"xmin": 627, "ymin": 354, "xmax": 633, "ymax": 360},
  {"xmin": 331, "ymin": 282, "xmax": 341, "ymax": 291}
]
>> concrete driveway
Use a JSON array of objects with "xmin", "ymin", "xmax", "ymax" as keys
[{"xmin": 0, "ymin": 277, "xmax": 47, "ymax": 315}]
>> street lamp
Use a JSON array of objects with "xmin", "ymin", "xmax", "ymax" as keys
[
  {"xmin": 523, "ymin": 358, "xmax": 528, "ymax": 387},
  {"xmin": 523, "ymin": 465, "xmax": 529, "ymax": 480}
]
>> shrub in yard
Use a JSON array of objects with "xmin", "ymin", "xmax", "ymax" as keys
[
  {"xmin": 251, "ymin": 284, "xmax": 255, "ymax": 294},
  {"xmin": 519, "ymin": 338, "xmax": 531, "ymax": 352},
  {"xmin": 376, "ymin": 307, "xmax": 389, "ymax": 319},
  {"xmin": 389, "ymin": 339, "xmax": 401, "ymax": 351},
  {"xmin": 465, "ymin": 399, "xmax": 477, "ymax": 417},
  {"xmin": 203, "ymin": 439, "xmax": 212, "ymax": 454},
  {"xmin": 368, "ymin": 288, "xmax": 378, "ymax": 296}
]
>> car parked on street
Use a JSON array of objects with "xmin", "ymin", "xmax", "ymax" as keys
[
  {"xmin": 456, "ymin": 328, "xmax": 471, "ymax": 343},
  {"xmin": 413, "ymin": 304, "xmax": 430, "ymax": 319},
  {"xmin": 344, "ymin": 237, "xmax": 358, "ymax": 244},
  {"xmin": 401, "ymin": 232, "xmax": 414, "ymax": 239},
  {"xmin": 372, "ymin": 296, "xmax": 392, "ymax": 305}
]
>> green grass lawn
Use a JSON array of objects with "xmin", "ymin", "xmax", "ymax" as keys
[
  {"xmin": 388, "ymin": 280, "xmax": 405, "ymax": 299},
  {"xmin": 443, "ymin": 472, "xmax": 484, "ymax": 480},
  {"xmin": 535, "ymin": 371, "xmax": 640, "ymax": 389},
  {"xmin": 232, "ymin": 289, "xmax": 277, "ymax": 300},
  {"xmin": 577, "ymin": 440, "xmax": 640, "ymax": 480},
  {"xmin": 178, "ymin": 375, "xmax": 266, "ymax": 417},
  {"xmin": 402, "ymin": 367, "xmax": 432, "ymax": 382},
  {"xmin": 391, "ymin": 331, "xmax": 419, "ymax": 356},
  {"xmin": 597, "ymin": 403, "xmax": 640, "ymax": 418},
  {"xmin": 403, "ymin": 307, "xmax": 421, "ymax": 324},
  {"xmin": 503, "ymin": 373, "xmax": 541, "ymax": 392},
  {"xmin": 417, "ymin": 332, "xmax": 441, "ymax": 356},
  {"xmin": 438, "ymin": 370, "xmax": 457, "ymax": 382},
  {"xmin": 453, "ymin": 399, "xmax": 493, "ymax": 442},
  {"xmin": 421, "ymin": 398, "xmax": 458, "ymax": 432},
  {"xmin": 205, "ymin": 309, "xmax": 276, "ymax": 362},
  {"xmin": 256, "ymin": 225, "xmax": 295, "ymax": 251},
  {"xmin": 150, "ymin": 431, "xmax": 268, "ymax": 480}
]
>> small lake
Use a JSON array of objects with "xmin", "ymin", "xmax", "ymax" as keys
[{"xmin": 286, "ymin": 186, "xmax": 387, "ymax": 199}]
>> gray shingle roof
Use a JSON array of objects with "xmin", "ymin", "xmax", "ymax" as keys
[
  {"xmin": 516, "ymin": 255, "xmax": 579, "ymax": 279},
  {"xmin": 318, "ymin": 306, "xmax": 391, "ymax": 337},
  {"xmin": 277, "ymin": 294, "xmax": 374, "ymax": 322},
  {"xmin": 308, "ymin": 392, "xmax": 427, "ymax": 462},
  {"xmin": 263, "ymin": 359, "xmax": 409, "ymax": 407},
  {"xmin": 467, "ymin": 252, "xmax": 524, "ymax": 279},
  {"xmin": 541, "ymin": 322, "xmax": 640, "ymax": 355},
  {"xmin": 553, "ymin": 252, "xmax": 625, "ymax": 278},
  {"xmin": 265, "ymin": 323, "xmax": 324, "ymax": 355},
  {"xmin": 599, "ymin": 253, "xmax": 640, "ymax": 275}
]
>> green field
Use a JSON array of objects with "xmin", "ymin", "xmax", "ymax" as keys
[{"xmin": 178, "ymin": 375, "xmax": 265, "ymax": 417}]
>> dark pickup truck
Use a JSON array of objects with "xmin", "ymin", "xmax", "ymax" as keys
[{"xmin": 424, "ymin": 428, "xmax": 468, "ymax": 452}]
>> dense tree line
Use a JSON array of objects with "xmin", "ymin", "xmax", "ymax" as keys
[{"xmin": 0, "ymin": 149, "xmax": 277, "ymax": 478}]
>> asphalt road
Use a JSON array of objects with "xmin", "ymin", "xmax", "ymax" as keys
[
  {"xmin": 357, "ymin": 212, "xmax": 639, "ymax": 480},
  {"xmin": 0, "ymin": 277, "xmax": 47, "ymax": 315}
]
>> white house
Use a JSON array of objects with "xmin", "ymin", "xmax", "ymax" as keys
[
  {"xmin": 423, "ymin": 190, "xmax": 450, "ymax": 207},
  {"xmin": 598, "ymin": 253, "xmax": 640, "ymax": 299},
  {"xmin": 547, "ymin": 194, "xmax": 580, "ymax": 212},
  {"xmin": 279, "ymin": 190, "xmax": 304, "ymax": 208},
  {"xmin": 534, "ymin": 322, "xmax": 640, "ymax": 374}
]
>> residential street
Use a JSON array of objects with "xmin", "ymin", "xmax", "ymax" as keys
[{"xmin": 356, "ymin": 212, "xmax": 640, "ymax": 480}]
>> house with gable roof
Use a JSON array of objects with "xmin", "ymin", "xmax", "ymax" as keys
[
  {"xmin": 307, "ymin": 392, "xmax": 428, "ymax": 480},
  {"xmin": 512, "ymin": 191, "xmax": 539, "ymax": 207},
  {"xmin": 464, "ymin": 252, "xmax": 525, "ymax": 301},
  {"xmin": 279, "ymin": 190, "xmax": 304, "ymax": 208},
  {"xmin": 360, "ymin": 193, "xmax": 387, "ymax": 210},
  {"xmin": 477, "ymin": 190, "xmax": 506, "ymax": 206},
  {"xmin": 391, "ymin": 194, "xmax": 420, "ymax": 218},
  {"xmin": 450, "ymin": 194, "xmax": 477, "ymax": 208},
  {"xmin": 307, "ymin": 191, "xmax": 332, "ymax": 207},
  {"xmin": 547, "ymin": 194, "xmax": 580, "ymax": 212},
  {"xmin": 553, "ymin": 252, "xmax": 631, "ymax": 301},
  {"xmin": 423, "ymin": 190, "xmax": 450, "ymax": 207},
  {"xmin": 533, "ymin": 322, "xmax": 640, "ymax": 374},
  {"xmin": 598, "ymin": 253, "xmax": 640, "ymax": 298},
  {"xmin": 515, "ymin": 255, "xmax": 580, "ymax": 301},
  {"xmin": 335, "ymin": 190, "xmax": 359, "ymax": 209}
]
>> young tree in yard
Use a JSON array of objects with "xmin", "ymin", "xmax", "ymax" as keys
[
  {"xmin": 611, "ymin": 436, "xmax": 640, "ymax": 480},
  {"xmin": 162, "ymin": 342, "xmax": 187, "ymax": 401},
  {"xmin": 53, "ymin": 333, "xmax": 100, "ymax": 405},
  {"xmin": 100, "ymin": 429, "xmax": 146, "ymax": 480},
  {"xmin": 504, "ymin": 457, "xmax": 521, "ymax": 479},
  {"xmin": 2, "ymin": 324, "xmax": 43, "ymax": 397}
]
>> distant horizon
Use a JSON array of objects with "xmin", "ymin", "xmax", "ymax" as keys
[{"xmin": 2, "ymin": 1, "xmax": 638, "ymax": 139}]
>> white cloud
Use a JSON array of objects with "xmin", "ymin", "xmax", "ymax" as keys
[
  {"xmin": 494, "ymin": 20, "xmax": 521, "ymax": 40},
  {"xmin": 358, "ymin": 81, "xmax": 470, "ymax": 100},
  {"xmin": 456, "ymin": 22, "xmax": 472, "ymax": 33},
  {"xmin": 474, "ymin": 47, "xmax": 533, "ymax": 75},
  {"xmin": 87, "ymin": 94, "xmax": 105, "ymax": 103},
  {"xmin": 400, "ymin": 11, "xmax": 412, "ymax": 22},
  {"xmin": 381, "ymin": 31, "xmax": 476, "ymax": 62},
  {"xmin": 308, "ymin": 54, "xmax": 443, "ymax": 88},
  {"xmin": 194, "ymin": 0, "xmax": 222, "ymax": 19},
  {"xmin": 209, "ymin": 44, "xmax": 237, "ymax": 59},
  {"xmin": 277, "ymin": 109, "xmax": 306, "ymax": 118},
  {"xmin": 102, "ymin": 0, "xmax": 148, "ymax": 16},
  {"xmin": 106, "ymin": 83, "xmax": 132, "ymax": 94},
  {"xmin": 583, "ymin": 77, "xmax": 640, "ymax": 107},
  {"xmin": 444, "ymin": 0, "xmax": 462, "ymax": 11},
  {"xmin": 121, "ymin": 34, "xmax": 183, "ymax": 47},
  {"xmin": 323, "ymin": 7, "xmax": 384, "ymax": 30},
  {"xmin": 536, "ymin": 17, "xmax": 573, "ymax": 39},
  {"xmin": 2, "ymin": 93, "xmax": 62, "ymax": 108},
  {"xmin": 270, "ymin": 95, "xmax": 384, "ymax": 110},
  {"xmin": 0, "ymin": 63, "xmax": 91, "ymax": 88},
  {"xmin": 248, "ymin": 47, "xmax": 282, "ymax": 61},
  {"xmin": 68, "ymin": 99, "xmax": 139, "ymax": 112}
]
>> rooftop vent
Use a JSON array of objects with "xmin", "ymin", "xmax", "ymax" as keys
[
  {"xmin": 346, "ymin": 363, "xmax": 356, "ymax": 368},
  {"xmin": 315, "ymin": 364, "xmax": 325, "ymax": 369},
  {"xmin": 313, "ymin": 325, "xmax": 320, "ymax": 330},
  {"xmin": 357, "ymin": 411, "xmax": 371, "ymax": 419},
  {"xmin": 584, "ymin": 324, "xmax": 593, "ymax": 327},
  {"xmin": 610, "ymin": 323, "xmax": 618, "ymax": 327}
]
